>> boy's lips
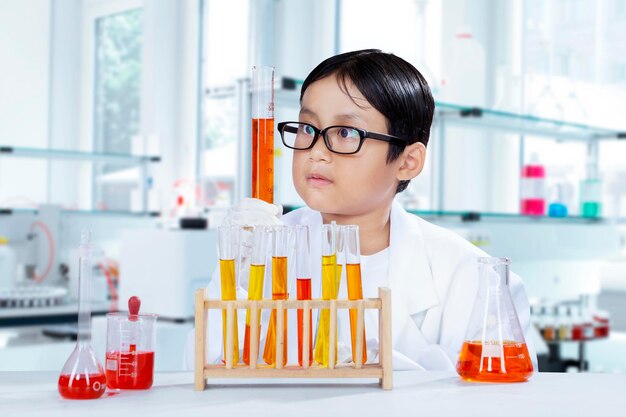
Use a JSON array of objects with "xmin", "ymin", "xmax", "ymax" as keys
[{"xmin": 306, "ymin": 172, "xmax": 333, "ymax": 186}]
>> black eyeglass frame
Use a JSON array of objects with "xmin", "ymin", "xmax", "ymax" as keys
[{"xmin": 277, "ymin": 121, "xmax": 407, "ymax": 155}]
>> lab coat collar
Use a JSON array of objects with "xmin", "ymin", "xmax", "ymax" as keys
[{"xmin": 388, "ymin": 200, "xmax": 440, "ymax": 316}]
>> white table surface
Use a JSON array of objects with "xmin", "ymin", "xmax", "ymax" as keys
[{"xmin": 2, "ymin": 371, "xmax": 625, "ymax": 417}]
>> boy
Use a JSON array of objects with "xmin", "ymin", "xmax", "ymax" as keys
[{"xmin": 184, "ymin": 49, "xmax": 537, "ymax": 370}]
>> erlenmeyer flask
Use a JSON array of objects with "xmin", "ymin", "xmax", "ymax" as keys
[
  {"xmin": 58, "ymin": 231, "xmax": 107, "ymax": 399},
  {"xmin": 457, "ymin": 257, "xmax": 534, "ymax": 383}
]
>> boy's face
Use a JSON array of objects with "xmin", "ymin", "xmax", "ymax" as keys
[{"xmin": 292, "ymin": 74, "xmax": 402, "ymax": 217}]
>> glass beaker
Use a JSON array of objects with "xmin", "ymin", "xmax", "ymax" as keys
[
  {"xmin": 105, "ymin": 296, "xmax": 157, "ymax": 390},
  {"xmin": 58, "ymin": 231, "xmax": 107, "ymax": 400},
  {"xmin": 457, "ymin": 257, "xmax": 534, "ymax": 383},
  {"xmin": 251, "ymin": 65, "xmax": 275, "ymax": 203}
]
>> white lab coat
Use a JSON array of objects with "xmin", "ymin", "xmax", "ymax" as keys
[{"xmin": 183, "ymin": 200, "xmax": 538, "ymax": 371}]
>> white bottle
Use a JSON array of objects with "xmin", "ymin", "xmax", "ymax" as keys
[
  {"xmin": 443, "ymin": 25, "xmax": 486, "ymax": 107},
  {"xmin": 0, "ymin": 236, "xmax": 17, "ymax": 289}
]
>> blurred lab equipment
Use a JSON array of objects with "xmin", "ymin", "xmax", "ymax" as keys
[
  {"xmin": 520, "ymin": 153, "xmax": 546, "ymax": 216},
  {"xmin": 58, "ymin": 231, "xmax": 107, "ymax": 400},
  {"xmin": 456, "ymin": 257, "xmax": 534, "ymax": 382},
  {"xmin": 251, "ymin": 66, "xmax": 275, "ymax": 203},
  {"xmin": 106, "ymin": 296, "xmax": 157, "ymax": 390},
  {"xmin": 119, "ymin": 228, "xmax": 215, "ymax": 320},
  {"xmin": 0, "ymin": 236, "xmax": 16, "ymax": 288}
]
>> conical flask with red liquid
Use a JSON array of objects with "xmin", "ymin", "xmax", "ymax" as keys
[
  {"xmin": 457, "ymin": 257, "xmax": 534, "ymax": 383},
  {"xmin": 58, "ymin": 231, "xmax": 107, "ymax": 399}
]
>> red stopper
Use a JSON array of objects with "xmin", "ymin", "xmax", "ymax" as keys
[{"xmin": 128, "ymin": 296, "xmax": 141, "ymax": 321}]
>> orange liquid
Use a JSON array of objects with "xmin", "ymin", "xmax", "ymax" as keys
[
  {"xmin": 252, "ymin": 118, "xmax": 274, "ymax": 203},
  {"xmin": 346, "ymin": 264, "xmax": 367, "ymax": 364},
  {"xmin": 58, "ymin": 373, "xmax": 106, "ymax": 400},
  {"xmin": 263, "ymin": 256, "xmax": 288, "ymax": 366},
  {"xmin": 220, "ymin": 259, "xmax": 239, "ymax": 364},
  {"xmin": 243, "ymin": 264, "xmax": 265, "ymax": 365},
  {"xmin": 297, "ymin": 278, "xmax": 313, "ymax": 367},
  {"xmin": 456, "ymin": 341, "xmax": 534, "ymax": 382}
]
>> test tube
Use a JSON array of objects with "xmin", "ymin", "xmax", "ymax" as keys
[
  {"xmin": 218, "ymin": 225, "xmax": 240, "ymax": 365},
  {"xmin": 314, "ymin": 223, "xmax": 340, "ymax": 367},
  {"xmin": 262, "ymin": 226, "xmax": 290, "ymax": 366},
  {"xmin": 251, "ymin": 66, "xmax": 275, "ymax": 203},
  {"xmin": 295, "ymin": 225, "xmax": 313, "ymax": 367},
  {"xmin": 243, "ymin": 226, "xmax": 268, "ymax": 365},
  {"xmin": 344, "ymin": 225, "xmax": 367, "ymax": 365}
]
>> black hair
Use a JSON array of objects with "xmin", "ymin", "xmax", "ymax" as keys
[{"xmin": 300, "ymin": 49, "xmax": 435, "ymax": 193}]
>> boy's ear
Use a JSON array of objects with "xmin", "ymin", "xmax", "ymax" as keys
[{"xmin": 396, "ymin": 142, "xmax": 426, "ymax": 181}]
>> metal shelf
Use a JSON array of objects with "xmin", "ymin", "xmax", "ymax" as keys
[
  {"xmin": 0, "ymin": 208, "xmax": 159, "ymax": 217},
  {"xmin": 0, "ymin": 145, "xmax": 161, "ymax": 165}
]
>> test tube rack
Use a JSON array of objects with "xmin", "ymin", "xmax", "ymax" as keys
[{"xmin": 194, "ymin": 287, "xmax": 392, "ymax": 390}]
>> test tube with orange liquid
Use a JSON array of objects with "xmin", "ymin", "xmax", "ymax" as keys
[
  {"xmin": 243, "ymin": 226, "xmax": 268, "ymax": 365},
  {"xmin": 456, "ymin": 257, "xmax": 534, "ymax": 383},
  {"xmin": 344, "ymin": 225, "xmax": 367, "ymax": 364},
  {"xmin": 218, "ymin": 225, "xmax": 240, "ymax": 365},
  {"xmin": 295, "ymin": 225, "xmax": 313, "ymax": 367},
  {"xmin": 314, "ymin": 223, "xmax": 341, "ymax": 367},
  {"xmin": 263, "ymin": 226, "xmax": 290, "ymax": 366},
  {"xmin": 251, "ymin": 66, "xmax": 274, "ymax": 204}
]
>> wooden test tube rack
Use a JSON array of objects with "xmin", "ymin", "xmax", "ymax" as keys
[{"xmin": 194, "ymin": 287, "xmax": 392, "ymax": 390}]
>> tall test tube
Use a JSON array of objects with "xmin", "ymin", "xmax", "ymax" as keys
[{"xmin": 251, "ymin": 66, "xmax": 275, "ymax": 203}]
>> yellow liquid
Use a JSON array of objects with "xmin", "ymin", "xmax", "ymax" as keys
[
  {"xmin": 220, "ymin": 259, "xmax": 239, "ymax": 364},
  {"xmin": 346, "ymin": 263, "xmax": 367, "ymax": 364},
  {"xmin": 263, "ymin": 256, "xmax": 288, "ymax": 366},
  {"xmin": 243, "ymin": 264, "xmax": 265, "ymax": 365},
  {"xmin": 314, "ymin": 254, "xmax": 341, "ymax": 367}
]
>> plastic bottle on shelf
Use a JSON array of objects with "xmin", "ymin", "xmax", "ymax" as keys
[
  {"xmin": 521, "ymin": 153, "xmax": 546, "ymax": 216},
  {"xmin": 580, "ymin": 161, "xmax": 603, "ymax": 218},
  {"xmin": 548, "ymin": 183, "xmax": 569, "ymax": 217},
  {"xmin": 558, "ymin": 305, "xmax": 572, "ymax": 340},
  {"xmin": 593, "ymin": 310, "xmax": 610, "ymax": 339}
]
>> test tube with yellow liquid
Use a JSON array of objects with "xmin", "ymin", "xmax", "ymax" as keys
[
  {"xmin": 344, "ymin": 225, "xmax": 367, "ymax": 364},
  {"xmin": 218, "ymin": 225, "xmax": 240, "ymax": 364},
  {"xmin": 314, "ymin": 223, "xmax": 341, "ymax": 367},
  {"xmin": 243, "ymin": 226, "xmax": 268, "ymax": 365},
  {"xmin": 262, "ymin": 226, "xmax": 290, "ymax": 366}
]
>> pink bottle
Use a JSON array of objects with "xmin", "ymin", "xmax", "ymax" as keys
[{"xmin": 521, "ymin": 154, "xmax": 546, "ymax": 216}]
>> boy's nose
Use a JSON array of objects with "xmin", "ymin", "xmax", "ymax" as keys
[{"xmin": 308, "ymin": 135, "xmax": 332, "ymax": 162}]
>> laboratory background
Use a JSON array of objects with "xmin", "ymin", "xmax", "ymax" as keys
[{"xmin": 2, "ymin": 0, "xmax": 626, "ymax": 390}]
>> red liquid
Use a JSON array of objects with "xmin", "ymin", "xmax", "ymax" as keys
[
  {"xmin": 105, "ymin": 350, "xmax": 154, "ymax": 390},
  {"xmin": 243, "ymin": 324, "xmax": 261, "ymax": 365},
  {"xmin": 457, "ymin": 341, "xmax": 533, "ymax": 383},
  {"xmin": 58, "ymin": 373, "xmax": 106, "ymax": 400},
  {"xmin": 521, "ymin": 199, "xmax": 545, "ymax": 216},
  {"xmin": 252, "ymin": 118, "xmax": 274, "ymax": 203},
  {"xmin": 297, "ymin": 278, "xmax": 313, "ymax": 367}
]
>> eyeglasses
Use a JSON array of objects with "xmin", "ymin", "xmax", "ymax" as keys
[{"xmin": 277, "ymin": 121, "xmax": 406, "ymax": 155}]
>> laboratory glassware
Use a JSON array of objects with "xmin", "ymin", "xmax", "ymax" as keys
[
  {"xmin": 344, "ymin": 225, "xmax": 367, "ymax": 364},
  {"xmin": 58, "ymin": 231, "xmax": 107, "ymax": 400},
  {"xmin": 314, "ymin": 223, "xmax": 341, "ymax": 367},
  {"xmin": 263, "ymin": 225, "xmax": 290, "ymax": 366},
  {"xmin": 251, "ymin": 65, "xmax": 275, "ymax": 203},
  {"xmin": 218, "ymin": 225, "xmax": 240, "ymax": 364},
  {"xmin": 295, "ymin": 225, "xmax": 313, "ymax": 367},
  {"xmin": 520, "ymin": 154, "xmax": 546, "ymax": 216},
  {"xmin": 243, "ymin": 226, "xmax": 268, "ymax": 365},
  {"xmin": 105, "ymin": 296, "xmax": 157, "ymax": 389},
  {"xmin": 456, "ymin": 257, "xmax": 534, "ymax": 383}
]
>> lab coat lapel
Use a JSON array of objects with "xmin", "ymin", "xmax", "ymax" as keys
[{"xmin": 388, "ymin": 201, "xmax": 440, "ymax": 360}]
